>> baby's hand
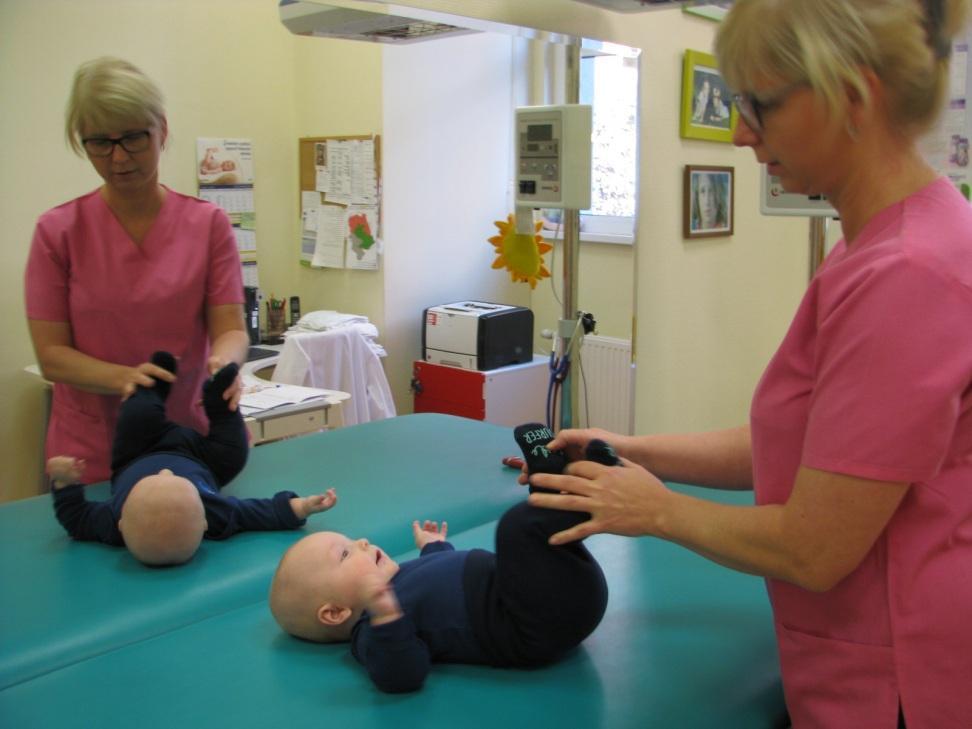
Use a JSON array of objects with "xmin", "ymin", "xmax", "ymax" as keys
[
  {"xmin": 412, "ymin": 520, "xmax": 448, "ymax": 549},
  {"xmin": 289, "ymin": 488, "xmax": 337, "ymax": 520},
  {"xmin": 46, "ymin": 457, "xmax": 85, "ymax": 489},
  {"xmin": 361, "ymin": 573, "xmax": 401, "ymax": 626}
]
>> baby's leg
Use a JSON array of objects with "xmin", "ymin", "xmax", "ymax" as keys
[
  {"xmin": 196, "ymin": 362, "xmax": 248, "ymax": 486},
  {"xmin": 110, "ymin": 351, "xmax": 180, "ymax": 472},
  {"xmin": 488, "ymin": 501, "xmax": 608, "ymax": 665},
  {"xmin": 484, "ymin": 424, "xmax": 616, "ymax": 663}
]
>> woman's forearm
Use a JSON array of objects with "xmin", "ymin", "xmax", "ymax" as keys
[
  {"xmin": 209, "ymin": 328, "xmax": 249, "ymax": 368},
  {"xmin": 35, "ymin": 343, "xmax": 131, "ymax": 395},
  {"xmin": 623, "ymin": 425, "xmax": 753, "ymax": 490},
  {"xmin": 206, "ymin": 303, "xmax": 249, "ymax": 370}
]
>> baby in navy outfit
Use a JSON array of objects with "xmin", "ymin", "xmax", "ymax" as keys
[
  {"xmin": 48, "ymin": 351, "xmax": 336, "ymax": 566},
  {"xmin": 269, "ymin": 423, "xmax": 614, "ymax": 692}
]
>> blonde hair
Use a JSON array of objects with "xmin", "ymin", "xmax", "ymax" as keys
[
  {"xmin": 64, "ymin": 57, "xmax": 166, "ymax": 156},
  {"xmin": 715, "ymin": 0, "xmax": 969, "ymax": 136}
]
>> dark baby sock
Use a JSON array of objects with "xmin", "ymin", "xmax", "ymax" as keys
[
  {"xmin": 584, "ymin": 439, "xmax": 621, "ymax": 467},
  {"xmin": 514, "ymin": 423, "xmax": 567, "ymax": 494},
  {"xmin": 203, "ymin": 361, "xmax": 240, "ymax": 414},
  {"xmin": 149, "ymin": 350, "xmax": 177, "ymax": 401}
]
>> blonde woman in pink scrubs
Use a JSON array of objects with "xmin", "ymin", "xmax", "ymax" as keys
[
  {"xmin": 526, "ymin": 1, "xmax": 972, "ymax": 726},
  {"xmin": 25, "ymin": 57, "xmax": 248, "ymax": 485}
]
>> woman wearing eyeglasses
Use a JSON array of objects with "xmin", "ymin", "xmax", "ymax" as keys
[
  {"xmin": 24, "ymin": 57, "xmax": 248, "ymax": 485},
  {"xmin": 524, "ymin": 1, "xmax": 971, "ymax": 726}
]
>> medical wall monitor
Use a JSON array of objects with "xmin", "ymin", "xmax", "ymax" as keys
[
  {"xmin": 515, "ymin": 104, "xmax": 592, "ymax": 210},
  {"xmin": 760, "ymin": 167, "xmax": 837, "ymax": 218}
]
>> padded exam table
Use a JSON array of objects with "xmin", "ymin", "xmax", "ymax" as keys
[{"xmin": 0, "ymin": 414, "xmax": 784, "ymax": 728}]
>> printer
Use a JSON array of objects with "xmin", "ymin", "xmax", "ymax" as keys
[{"xmin": 423, "ymin": 301, "xmax": 533, "ymax": 371}]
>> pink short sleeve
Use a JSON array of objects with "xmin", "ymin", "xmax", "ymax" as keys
[
  {"xmin": 803, "ymin": 255, "xmax": 972, "ymax": 482},
  {"xmin": 25, "ymin": 218, "xmax": 70, "ymax": 322},
  {"xmin": 206, "ymin": 209, "xmax": 244, "ymax": 307}
]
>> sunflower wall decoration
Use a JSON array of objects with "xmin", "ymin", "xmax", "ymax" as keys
[{"xmin": 488, "ymin": 213, "xmax": 553, "ymax": 290}]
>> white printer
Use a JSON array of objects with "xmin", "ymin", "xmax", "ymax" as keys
[{"xmin": 423, "ymin": 301, "xmax": 534, "ymax": 371}]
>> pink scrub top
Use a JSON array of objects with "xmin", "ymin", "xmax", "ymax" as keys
[
  {"xmin": 750, "ymin": 178, "xmax": 972, "ymax": 728},
  {"xmin": 25, "ymin": 187, "xmax": 244, "ymax": 484}
]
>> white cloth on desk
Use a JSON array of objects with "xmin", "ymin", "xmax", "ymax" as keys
[
  {"xmin": 288, "ymin": 311, "xmax": 386, "ymax": 358},
  {"xmin": 271, "ymin": 328, "xmax": 396, "ymax": 426},
  {"xmin": 291, "ymin": 310, "xmax": 367, "ymax": 331}
]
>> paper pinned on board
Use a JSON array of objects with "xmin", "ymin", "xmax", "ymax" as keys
[
  {"xmin": 345, "ymin": 205, "xmax": 379, "ymax": 270},
  {"xmin": 312, "ymin": 204, "xmax": 346, "ymax": 268}
]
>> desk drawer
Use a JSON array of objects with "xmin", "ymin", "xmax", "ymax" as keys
[
  {"xmin": 245, "ymin": 417, "xmax": 262, "ymax": 443},
  {"xmin": 262, "ymin": 409, "xmax": 327, "ymax": 441}
]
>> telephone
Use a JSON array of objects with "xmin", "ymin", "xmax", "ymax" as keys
[{"xmin": 289, "ymin": 296, "xmax": 301, "ymax": 327}]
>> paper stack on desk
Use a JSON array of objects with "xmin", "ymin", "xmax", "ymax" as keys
[{"xmin": 239, "ymin": 378, "xmax": 330, "ymax": 416}]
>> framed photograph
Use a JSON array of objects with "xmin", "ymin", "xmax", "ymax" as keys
[
  {"xmin": 683, "ymin": 3, "xmax": 731, "ymax": 22},
  {"xmin": 680, "ymin": 49, "xmax": 737, "ymax": 142},
  {"xmin": 683, "ymin": 165, "xmax": 734, "ymax": 238}
]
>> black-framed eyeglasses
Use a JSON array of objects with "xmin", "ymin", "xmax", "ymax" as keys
[
  {"xmin": 81, "ymin": 130, "xmax": 152, "ymax": 158},
  {"xmin": 731, "ymin": 82, "xmax": 806, "ymax": 133}
]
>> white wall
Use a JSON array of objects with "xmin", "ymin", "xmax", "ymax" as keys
[
  {"xmin": 293, "ymin": 33, "xmax": 385, "ymax": 329},
  {"xmin": 396, "ymin": 0, "xmax": 811, "ymax": 434},
  {"xmin": 0, "ymin": 0, "xmax": 304, "ymax": 501},
  {"xmin": 0, "ymin": 0, "xmax": 526, "ymax": 501},
  {"xmin": 1, "ymin": 0, "xmax": 811, "ymax": 502},
  {"xmin": 382, "ymin": 32, "xmax": 529, "ymax": 403}
]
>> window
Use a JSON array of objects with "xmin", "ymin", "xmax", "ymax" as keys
[
  {"xmin": 581, "ymin": 47, "xmax": 638, "ymax": 223},
  {"xmin": 539, "ymin": 43, "xmax": 639, "ymax": 244}
]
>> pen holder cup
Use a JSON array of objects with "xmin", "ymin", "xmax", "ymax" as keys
[{"xmin": 267, "ymin": 304, "xmax": 286, "ymax": 339}]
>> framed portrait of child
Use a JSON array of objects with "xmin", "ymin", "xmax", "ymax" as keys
[{"xmin": 683, "ymin": 165, "xmax": 734, "ymax": 239}]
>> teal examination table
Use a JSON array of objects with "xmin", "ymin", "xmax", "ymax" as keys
[{"xmin": 0, "ymin": 414, "xmax": 785, "ymax": 728}]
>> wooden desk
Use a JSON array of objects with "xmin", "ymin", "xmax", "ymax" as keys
[{"xmin": 241, "ymin": 351, "xmax": 349, "ymax": 444}]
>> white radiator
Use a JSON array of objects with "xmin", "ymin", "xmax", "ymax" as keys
[{"xmin": 578, "ymin": 335, "xmax": 634, "ymax": 435}]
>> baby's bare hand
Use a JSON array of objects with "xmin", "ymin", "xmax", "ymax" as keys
[
  {"xmin": 290, "ymin": 488, "xmax": 337, "ymax": 519},
  {"xmin": 46, "ymin": 457, "xmax": 85, "ymax": 488},
  {"xmin": 412, "ymin": 520, "xmax": 448, "ymax": 549},
  {"xmin": 361, "ymin": 573, "xmax": 401, "ymax": 624}
]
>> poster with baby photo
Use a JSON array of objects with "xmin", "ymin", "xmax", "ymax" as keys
[
  {"xmin": 196, "ymin": 137, "xmax": 257, "ymax": 255},
  {"xmin": 196, "ymin": 138, "xmax": 254, "ymax": 187}
]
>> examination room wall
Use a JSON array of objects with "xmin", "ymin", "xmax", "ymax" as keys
[
  {"xmin": 0, "ymin": 0, "xmax": 382, "ymax": 502},
  {"xmin": 2, "ymin": 0, "xmax": 811, "ymax": 502},
  {"xmin": 292, "ymin": 33, "xmax": 384, "ymax": 331},
  {"xmin": 1, "ymin": 0, "xmax": 524, "ymax": 502},
  {"xmin": 398, "ymin": 0, "xmax": 810, "ymax": 435}
]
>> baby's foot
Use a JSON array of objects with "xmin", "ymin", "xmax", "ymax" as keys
[
  {"xmin": 513, "ymin": 422, "xmax": 568, "ymax": 476},
  {"xmin": 584, "ymin": 439, "xmax": 620, "ymax": 467},
  {"xmin": 149, "ymin": 350, "xmax": 177, "ymax": 401},
  {"xmin": 203, "ymin": 361, "xmax": 240, "ymax": 413},
  {"xmin": 514, "ymin": 422, "xmax": 569, "ymax": 496}
]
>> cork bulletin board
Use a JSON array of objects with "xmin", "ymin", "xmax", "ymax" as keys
[{"xmin": 298, "ymin": 135, "xmax": 381, "ymax": 269}]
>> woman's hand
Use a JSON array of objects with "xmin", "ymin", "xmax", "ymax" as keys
[
  {"xmin": 549, "ymin": 427, "xmax": 623, "ymax": 460},
  {"xmin": 527, "ymin": 458, "xmax": 671, "ymax": 545},
  {"xmin": 119, "ymin": 360, "xmax": 177, "ymax": 400},
  {"xmin": 516, "ymin": 427, "xmax": 624, "ymax": 485}
]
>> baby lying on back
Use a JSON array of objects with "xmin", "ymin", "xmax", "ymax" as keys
[{"xmin": 49, "ymin": 351, "xmax": 335, "ymax": 566}]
